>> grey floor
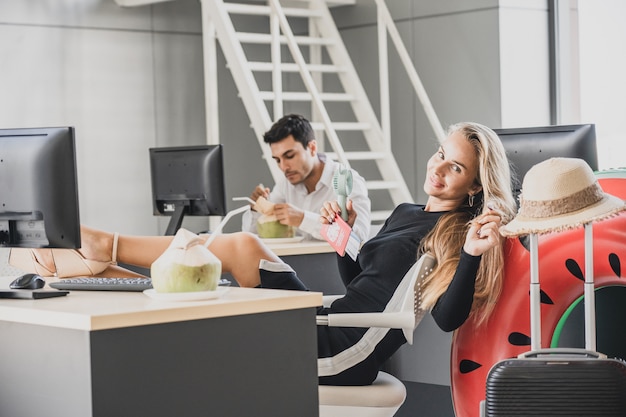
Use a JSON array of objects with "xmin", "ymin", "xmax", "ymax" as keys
[{"xmin": 396, "ymin": 382, "xmax": 455, "ymax": 417}]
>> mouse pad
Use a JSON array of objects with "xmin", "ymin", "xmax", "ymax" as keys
[{"xmin": 0, "ymin": 290, "xmax": 69, "ymax": 299}]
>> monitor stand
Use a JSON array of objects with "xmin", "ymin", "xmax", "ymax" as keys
[{"xmin": 165, "ymin": 203, "xmax": 187, "ymax": 236}]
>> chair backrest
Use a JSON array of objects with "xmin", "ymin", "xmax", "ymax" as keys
[{"xmin": 401, "ymin": 253, "xmax": 436, "ymax": 343}]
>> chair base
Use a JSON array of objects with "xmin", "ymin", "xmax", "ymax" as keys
[{"xmin": 318, "ymin": 371, "xmax": 406, "ymax": 417}]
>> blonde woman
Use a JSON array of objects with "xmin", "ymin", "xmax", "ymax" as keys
[{"xmin": 318, "ymin": 122, "xmax": 516, "ymax": 383}]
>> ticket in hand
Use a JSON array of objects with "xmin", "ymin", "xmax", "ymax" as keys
[{"xmin": 320, "ymin": 214, "xmax": 361, "ymax": 261}]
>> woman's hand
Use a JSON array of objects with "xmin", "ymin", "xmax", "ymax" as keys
[
  {"xmin": 463, "ymin": 205, "xmax": 503, "ymax": 256},
  {"xmin": 320, "ymin": 199, "xmax": 357, "ymax": 227}
]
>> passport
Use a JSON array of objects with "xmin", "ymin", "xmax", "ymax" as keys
[{"xmin": 320, "ymin": 214, "xmax": 361, "ymax": 261}]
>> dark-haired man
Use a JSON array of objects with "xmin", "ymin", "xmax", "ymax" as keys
[{"xmin": 242, "ymin": 114, "xmax": 371, "ymax": 241}]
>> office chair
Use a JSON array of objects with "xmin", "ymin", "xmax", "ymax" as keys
[
  {"xmin": 316, "ymin": 254, "xmax": 436, "ymax": 417},
  {"xmin": 206, "ymin": 204, "xmax": 432, "ymax": 416}
]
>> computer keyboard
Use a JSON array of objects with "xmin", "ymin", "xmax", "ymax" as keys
[
  {"xmin": 48, "ymin": 277, "xmax": 232, "ymax": 292},
  {"xmin": 49, "ymin": 277, "xmax": 154, "ymax": 292}
]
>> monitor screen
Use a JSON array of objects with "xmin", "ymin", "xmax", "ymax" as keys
[
  {"xmin": 495, "ymin": 124, "xmax": 598, "ymax": 199},
  {"xmin": 149, "ymin": 144, "xmax": 226, "ymax": 235},
  {"xmin": 0, "ymin": 126, "xmax": 81, "ymax": 248}
]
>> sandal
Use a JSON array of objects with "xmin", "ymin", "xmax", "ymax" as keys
[{"xmin": 8, "ymin": 232, "xmax": 119, "ymax": 278}]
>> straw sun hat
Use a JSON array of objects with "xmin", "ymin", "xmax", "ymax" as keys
[{"xmin": 500, "ymin": 157, "xmax": 626, "ymax": 237}]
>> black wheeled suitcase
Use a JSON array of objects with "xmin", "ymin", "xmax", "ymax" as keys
[{"xmin": 482, "ymin": 229, "xmax": 626, "ymax": 417}]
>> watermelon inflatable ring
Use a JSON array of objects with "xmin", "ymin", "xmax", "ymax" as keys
[{"xmin": 450, "ymin": 172, "xmax": 626, "ymax": 417}]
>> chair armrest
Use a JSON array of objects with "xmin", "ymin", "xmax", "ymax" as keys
[
  {"xmin": 317, "ymin": 312, "xmax": 411, "ymax": 328},
  {"xmin": 316, "ymin": 311, "xmax": 415, "ymax": 343},
  {"xmin": 322, "ymin": 294, "xmax": 343, "ymax": 308}
]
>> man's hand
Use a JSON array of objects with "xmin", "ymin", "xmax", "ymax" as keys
[
  {"xmin": 250, "ymin": 184, "xmax": 270, "ymax": 210},
  {"xmin": 273, "ymin": 203, "xmax": 304, "ymax": 227}
]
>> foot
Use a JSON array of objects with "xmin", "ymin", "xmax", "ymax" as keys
[
  {"xmin": 79, "ymin": 225, "xmax": 116, "ymax": 263},
  {"xmin": 32, "ymin": 249, "xmax": 56, "ymax": 273}
]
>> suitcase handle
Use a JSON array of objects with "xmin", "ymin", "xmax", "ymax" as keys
[{"xmin": 518, "ymin": 348, "xmax": 607, "ymax": 359}]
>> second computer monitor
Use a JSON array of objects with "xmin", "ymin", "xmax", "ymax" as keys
[
  {"xmin": 149, "ymin": 144, "xmax": 226, "ymax": 235},
  {"xmin": 495, "ymin": 124, "xmax": 598, "ymax": 200}
]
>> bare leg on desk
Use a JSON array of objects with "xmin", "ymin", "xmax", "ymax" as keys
[{"xmin": 80, "ymin": 226, "xmax": 282, "ymax": 287}]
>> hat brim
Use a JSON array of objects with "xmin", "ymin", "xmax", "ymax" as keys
[{"xmin": 500, "ymin": 194, "xmax": 626, "ymax": 237}]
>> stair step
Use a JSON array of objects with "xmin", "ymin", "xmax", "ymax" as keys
[
  {"xmin": 248, "ymin": 62, "xmax": 345, "ymax": 73},
  {"xmin": 365, "ymin": 180, "xmax": 402, "ymax": 190},
  {"xmin": 224, "ymin": 3, "xmax": 322, "ymax": 18},
  {"xmin": 236, "ymin": 32, "xmax": 335, "ymax": 46},
  {"xmin": 258, "ymin": 91, "xmax": 354, "ymax": 102},
  {"xmin": 310, "ymin": 122, "xmax": 370, "ymax": 131}
]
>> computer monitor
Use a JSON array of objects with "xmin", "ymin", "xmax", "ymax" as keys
[
  {"xmin": 495, "ymin": 124, "xmax": 598, "ymax": 200},
  {"xmin": 0, "ymin": 126, "xmax": 81, "ymax": 248},
  {"xmin": 149, "ymin": 144, "xmax": 226, "ymax": 235}
]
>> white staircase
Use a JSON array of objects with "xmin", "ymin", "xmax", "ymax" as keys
[{"xmin": 115, "ymin": 0, "xmax": 446, "ymax": 222}]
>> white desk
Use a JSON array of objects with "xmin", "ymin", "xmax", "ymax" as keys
[
  {"xmin": 0, "ymin": 276, "xmax": 322, "ymax": 417},
  {"xmin": 263, "ymin": 239, "xmax": 334, "ymax": 257}
]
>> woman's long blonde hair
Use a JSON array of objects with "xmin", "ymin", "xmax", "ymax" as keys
[{"xmin": 418, "ymin": 122, "xmax": 517, "ymax": 326}]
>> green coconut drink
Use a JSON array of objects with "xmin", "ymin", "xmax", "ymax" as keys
[
  {"xmin": 253, "ymin": 196, "xmax": 296, "ymax": 238},
  {"xmin": 151, "ymin": 228, "xmax": 222, "ymax": 293},
  {"xmin": 257, "ymin": 214, "xmax": 295, "ymax": 238}
]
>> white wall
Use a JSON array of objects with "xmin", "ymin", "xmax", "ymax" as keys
[
  {"xmin": 499, "ymin": 0, "xmax": 551, "ymax": 127},
  {"xmin": 578, "ymin": 0, "xmax": 626, "ymax": 170},
  {"xmin": 0, "ymin": 0, "xmax": 206, "ymax": 237}
]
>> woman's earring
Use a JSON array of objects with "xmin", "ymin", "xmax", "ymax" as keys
[{"xmin": 468, "ymin": 194, "xmax": 474, "ymax": 207}]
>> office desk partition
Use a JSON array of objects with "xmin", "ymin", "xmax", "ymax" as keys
[
  {"xmin": 0, "ymin": 277, "xmax": 322, "ymax": 417},
  {"xmin": 264, "ymin": 240, "xmax": 345, "ymax": 295},
  {"xmin": 264, "ymin": 239, "xmax": 334, "ymax": 257}
]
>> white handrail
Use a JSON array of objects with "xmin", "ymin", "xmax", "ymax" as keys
[
  {"xmin": 373, "ymin": 0, "xmax": 446, "ymax": 143},
  {"xmin": 377, "ymin": 6, "xmax": 390, "ymax": 150},
  {"xmin": 270, "ymin": 12, "xmax": 283, "ymax": 119}
]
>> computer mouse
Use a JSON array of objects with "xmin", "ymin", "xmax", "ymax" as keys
[{"xmin": 9, "ymin": 273, "xmax": 46, "ymax": 290}]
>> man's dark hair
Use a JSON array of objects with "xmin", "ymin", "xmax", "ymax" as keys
[{"xmin": 263, "ymin": 114, "xmax": 315, "ymax": 147}]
